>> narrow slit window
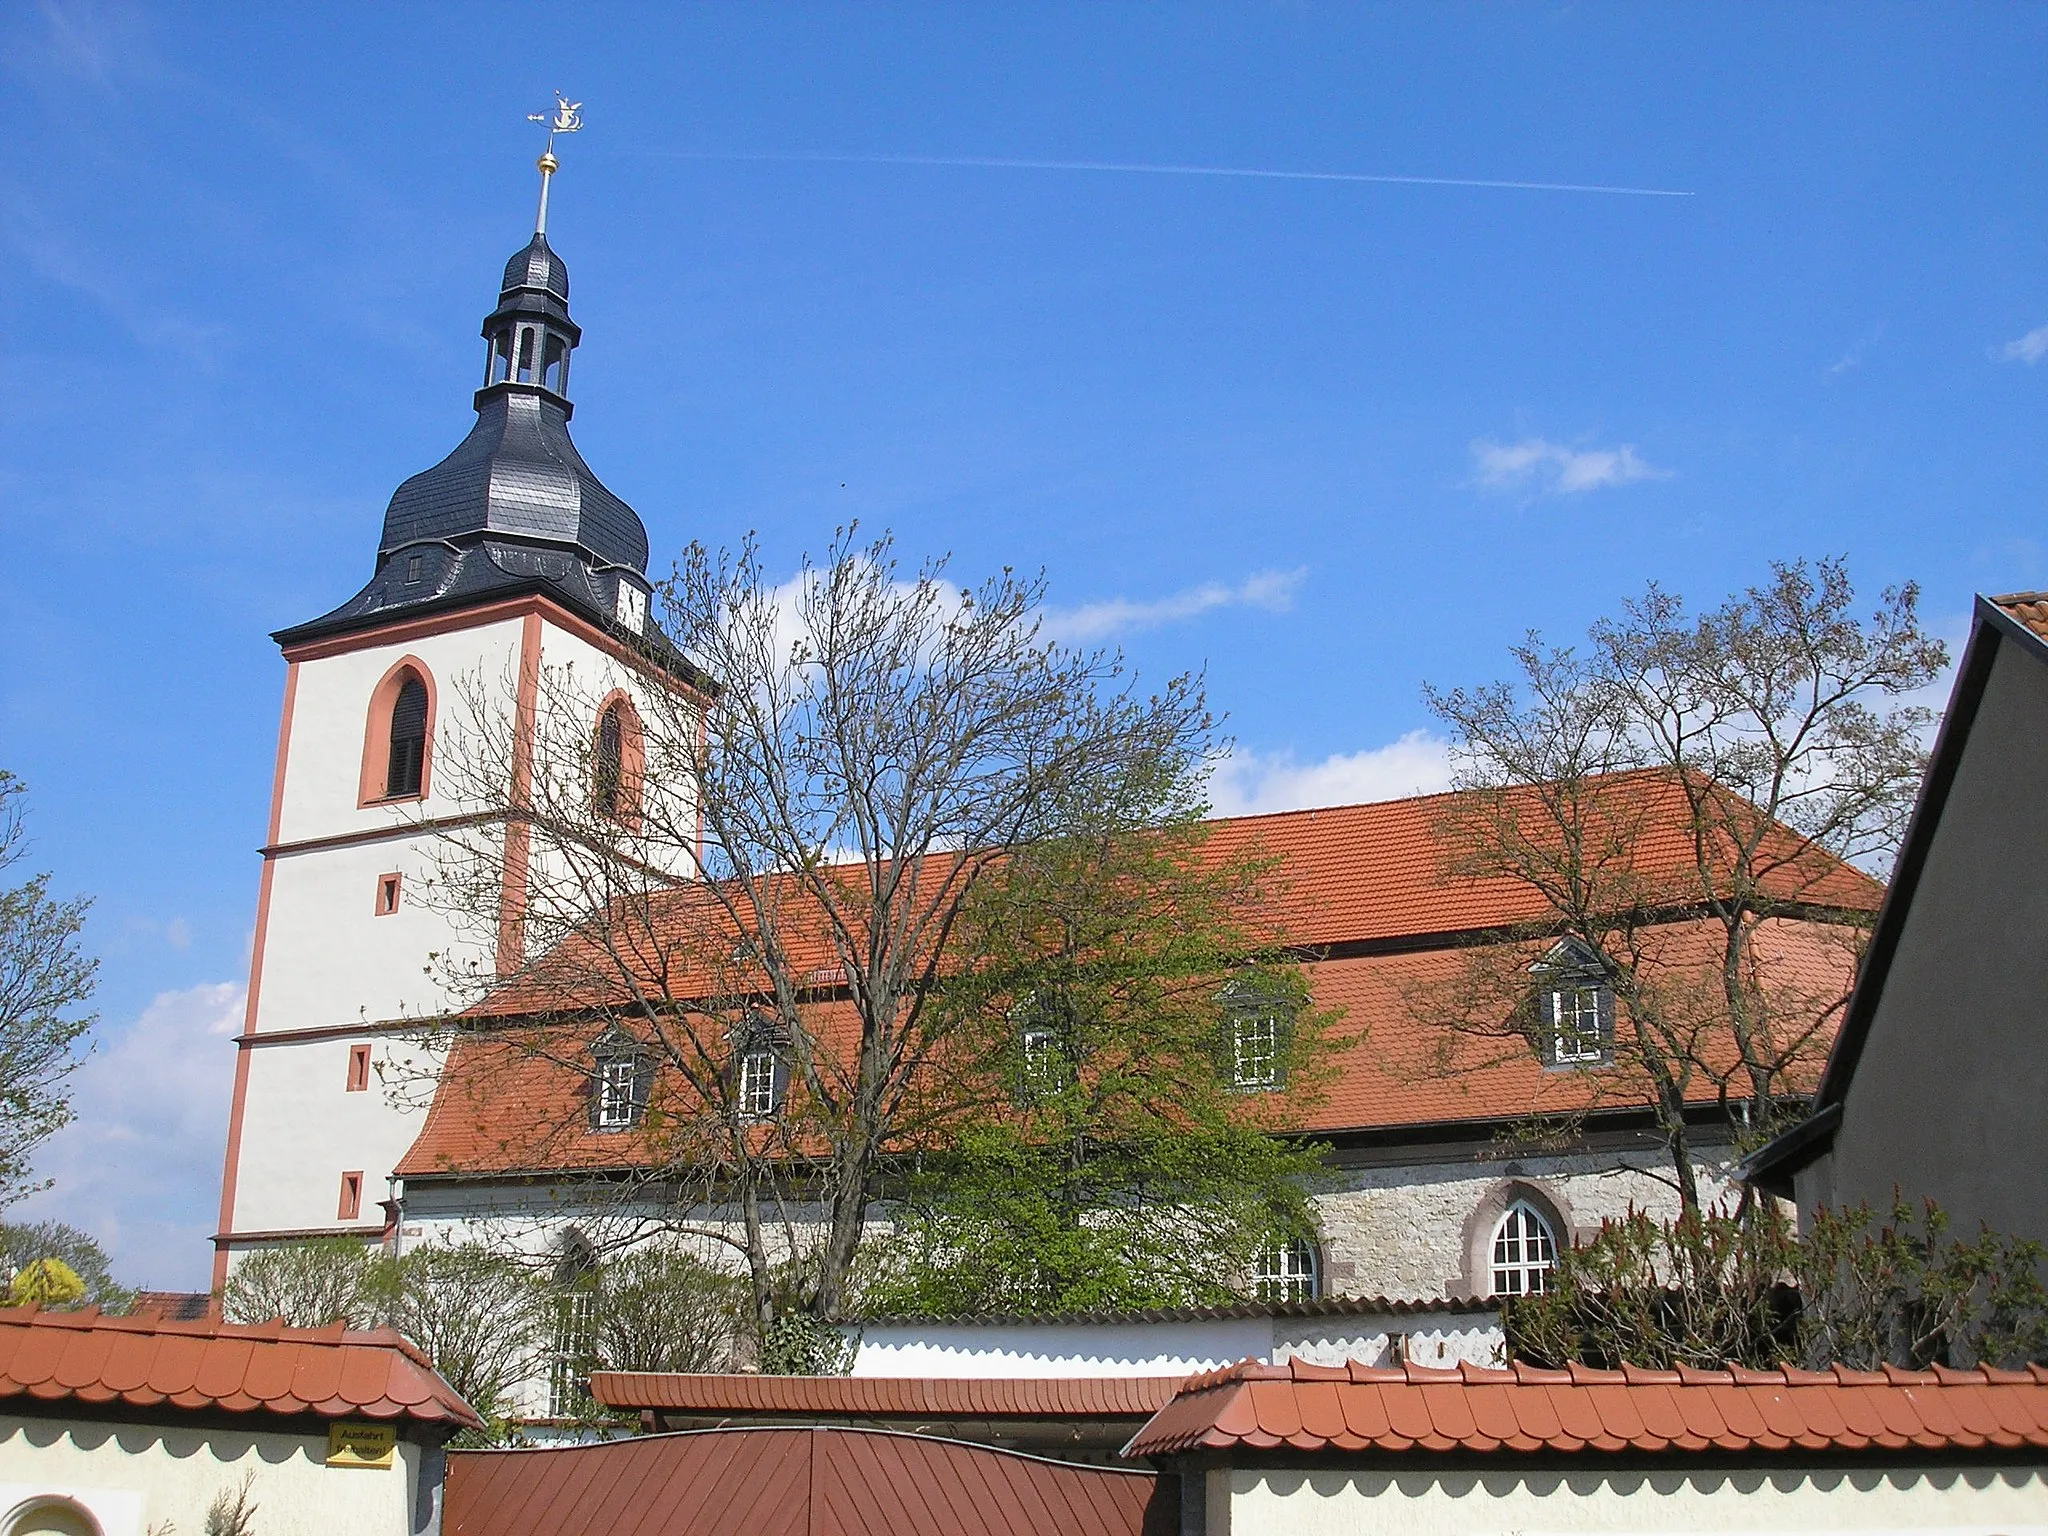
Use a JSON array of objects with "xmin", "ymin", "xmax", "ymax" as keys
[
  {"xmin": 385, "ymin": 674, "xmax": 428, "ymax": 798},
  {"xmin": 346, "ymin": 1044, "xmax": 371, "ymax": 1093},
  {"xmin": 337, "ymin": 1170, "xmax": 364, "ymax": 1221},
  {"xmin": 374, "ymin": 872, "xmax": 401, "ymax": 916},
  {"xmin": 516, "ymin": 328, "xmax": 536, "ymax": 383}
]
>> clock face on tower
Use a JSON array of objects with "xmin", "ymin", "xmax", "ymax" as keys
[{"xmin": 616, "ymin": 582, "xmax": 648, "ymax": 635}]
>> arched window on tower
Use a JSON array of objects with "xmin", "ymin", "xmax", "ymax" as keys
[
  {"xmin": 542, "ymin": 334, "xmax": 569, "ymax": 395},
  {"xmin": 1489, "ymin": 1201, "xmax": 1558, "ymax": 1296},
  {"xmin": 591, "ymin": 694, "xmax": 643, "ymax": 825},
  {"xmin": 516, "ymin": 328, "xmax": 537, "ymax": 384},
  {"xmin": 594, "ymin": 704, "xmax": 624, "ymax": 815},
  {"xmin": 385, "ymin": 673, "xmax": 429, "ymax": 799}
]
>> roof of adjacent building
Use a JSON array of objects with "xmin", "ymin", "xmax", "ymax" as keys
[
  {"xmin": 1744, "ymin": 591, "xmax": 2048, "ymax": 1192},
  {"xmin": 0, "ymin": 1305, "xmax": 483, "ymax": 1431},
  {"xmin": 1126, "ymin": 1356, "xmax": 2048, "ymax": 1459},
  {"xmin": 398, "ymin": 773, "xmax": 1874, "ymax": 1181},
  {"xmin": 589, "ymin": 1373, "xmax": 1183, "ymax": 1419},
  {"xmin": 443, "ymin": 1426, "xmax": 1175, "ymax": 1536}
]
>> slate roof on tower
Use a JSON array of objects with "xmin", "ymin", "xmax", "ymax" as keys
[{"xmin": 274, "ymin": 225, "xmax": 693, "ymax": 682}]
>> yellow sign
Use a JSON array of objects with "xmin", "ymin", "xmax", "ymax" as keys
[{"xmin": 326, "ymin": 1420, "xmax": 396, "ymax": 1469}]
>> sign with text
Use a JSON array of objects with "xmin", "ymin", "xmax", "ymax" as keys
[{"xmin": 327, "ymin": 1420, "xmax": 397, "ymax": 1469}]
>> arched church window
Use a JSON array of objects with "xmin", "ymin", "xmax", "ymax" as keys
[
  {"xmin": 542, "ymin": 334, "xmax": 568, "ymax": 394},
  {"xmin": 1255, "ymin": 1236, "xmax": 1320, "ymax": 1302},
  {"xmin": 385, "ymin": 673, "xmax": 429, "ymax": 798},
  {"xmin": 1489, "ymin": 1201, "xmax": 1558, "ymax": 1296},
  {"xmin": 516, "ymin": 328, "xmax": 537, "ymax": 384}
]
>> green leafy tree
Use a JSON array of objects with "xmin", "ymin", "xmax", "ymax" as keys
[
  {"xmin": 0, "ymin": 1220, "xmax": 132, "ymax": 1310},
  {"xmin": 0, "ymin": 771, "xmax": 98, "ymax": 1207},
  {"xmin": 864, "ymin": 818, "xmax": 1338, "ymax": 1315}
]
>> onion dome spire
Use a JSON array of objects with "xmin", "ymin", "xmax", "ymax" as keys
[{"xmin": 276, "ymin": 99, "xmax": 686, "ymax": 670}]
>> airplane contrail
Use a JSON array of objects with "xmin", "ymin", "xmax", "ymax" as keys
[{"xmin": 638, "ymin": 148, "xmax": 1693, "ymax": 199}]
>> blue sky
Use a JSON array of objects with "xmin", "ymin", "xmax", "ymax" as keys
[{"xmin": 1, "ymin": 3, "xmax": 2042, "ymax": 1289}]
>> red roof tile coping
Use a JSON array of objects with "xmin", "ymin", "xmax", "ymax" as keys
[
  {"xmin": 1992, "ymin": 592, "xmax": 2048, "ymax": 644},
  {"xmin": 1127, "ymin": 1356, "xmax": 2048, "ymax": 1459},
  {"xmin": 590, "ymin": 1371, "xmax": 1186, "ymax": 1417},
  {"xmin": 0, "ymin": 1304, "xmax": 482, "ymax": 1431}
]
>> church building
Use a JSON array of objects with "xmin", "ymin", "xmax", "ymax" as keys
[{"xmin": 213, "ymin": 164, "xmax": 1880, "ymax": 1410}]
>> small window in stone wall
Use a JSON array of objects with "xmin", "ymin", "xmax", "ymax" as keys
[
  {"xmin": 346, "ymin": 1044, "xmax": 371, "ymax": 1093},
  {"xmin": 337, "ymin": 1170, "xmax": 363, "ymax": 1221}
]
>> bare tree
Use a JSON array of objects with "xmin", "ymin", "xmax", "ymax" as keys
[
  {"xmin": 1418, "ymin": 560, "xmax": 1941, "ymax": 1204},
  {"xmin": 417, "ymin": 529, "xmax": 1235, "ymax": 1329},
  {"xmin": 0, "ymin": 772, "xmax": 97, "ymax": 1207}
]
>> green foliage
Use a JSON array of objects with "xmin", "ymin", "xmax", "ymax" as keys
[
  {"xmin": 0, "ymin": 1221, "xmax": 132, "ymax": 1311},
  {"xmin": 0, "ymin": 771, "xmax": 98, "ymax": 1208},
  {"xmin": 223, "ymin": 1238, "xmax": 551, "ymax": 1438},
  {"xmin": 8, "ymin": 1257, "xmax": 85, "ymax": 1308},
  {"xmin": 758, "ymin": 1310, "xmax": 855, "ymax": 1376},
  {"xmin": 385, "ymin": 1244, "xmax": 549, "ymax": 1432},
  {"xmin": 866, "ymin": 818, "xmax": 1338, "ymax": 1316},
  {"xmin": 592, "ymin": 1244, "xmax": 748, "ymax": 1375},
  {"xmin": 1505, "ymin": 1199, "xmax": 2048, "ymax": 1371},
  {"xmin": 221, "ymin": 1237, "xmax": 386, "ymax": 1329}
]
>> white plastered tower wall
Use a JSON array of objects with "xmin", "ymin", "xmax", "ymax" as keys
[
  {"xmin": 212, "ymin": 174, "xmax": 702, "ymax": 1291},
  {"xmin": 215, "ymin": 601, "xmax": 701, "ymax": 1289}
]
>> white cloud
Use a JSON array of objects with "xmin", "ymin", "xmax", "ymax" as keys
[
  {"xmin": 14, "ymin": 981, "xmax": 243, "ymax": 1292},
  {"xmin": 1470, "ymin": 437, "xmax": 1667, "ymax": 496},
  {"xmin": 1998, "ymin": 324, "xmax": 2048, "ymax": 366},
  {"xmin": 1042, "ymin": 568, "xmax": 1306, "ymax": 643},
  {"xmin": 1208, "ymin": 730, "xmax": 1455, "ymax": 817}
]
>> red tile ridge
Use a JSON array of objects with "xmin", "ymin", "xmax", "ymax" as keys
[
  {"xmin": 1401, "ymin": 1364, "xmax": 1463, "ymax": 1385},
  {"xmin": 1673, "ymin": 1364, "xmax": 1734, "ymax": 1385},
  {"xmin": 1619, "ymin": 1363, "xmax": 1681, "ymax": 1385},
  {"xmin": 1566, "ymin": 1363, "xmax": 1626, "ymax": 1386}
]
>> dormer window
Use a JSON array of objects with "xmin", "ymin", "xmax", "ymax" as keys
[
  {"xmin": 1222, "ymin": 979, "xmax": 1295, "ymax": 1092},
  {"xmin": 731, "ymin": 1018, "xmax": 790, "ymax": 1122},
  {"xmin": 1530, "ymin": 939, "xmax": 1614, "ymax": 1069},
  {"xmin": 385, "ymin": 673, "xmax": 429, "ymax": 799},
  {"xmin": 589, "ymin": 1033, "xmax": 651, "ymax": 1133},
  {"xmin": 404, "ymin": 553, "xmax": 423, "ymax": 584}
]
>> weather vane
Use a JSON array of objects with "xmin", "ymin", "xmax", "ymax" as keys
[{"xmin": 527, "ymin": 92, "xmax": 583, "ymax": 236}]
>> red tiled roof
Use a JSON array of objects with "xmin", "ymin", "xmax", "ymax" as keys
[
  {"xmin": 1127, "ymin": 1356, "xmax": 2048, "ymax": 1459},
  {"xmin": 589, "ymin": 1372, "xmax": 1184, "ymax": 1418},
  {"xmin": 0, "ymin": 1305, "xmax": 482, "ymax": 1430},
  {"xmin": 444, "ymin": 1426, "xmax": 1175, "ymax": 1536},
  {"xmin": 1992, "ymin": 592, "xmax": 2048, "ymax": 644},
  {"xmin": 396, "ymin": 778, "xmax": 1879, "ymax": 1179},
  {"xmin": 397, "ymin": 912, "xmax": 1859, "ymax": 1178}
]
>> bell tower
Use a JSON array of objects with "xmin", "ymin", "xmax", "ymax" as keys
[{"xmin": 213, "ymin": 119, "xmax": 705, "ymax": 1289}]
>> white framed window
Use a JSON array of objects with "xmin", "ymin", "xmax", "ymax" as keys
[
  {"xmin": 1233, "ymin": 1012, "xmax": 1280, "ymax": 1090},
  {"xmin": 1490, "ymin": 1201, "xmax": 1558, "ymax": 1296},
  {"xmin": 547, "ymin": 1288, "xmax": 596, "ymax": 1418},
  {"xmin": 596, "ymin": 1058, "xmax": 638, "ymax": 1130},
  {"xmin": 1550, "ymin": 985, "xmax": 1607, "ymax": 1064},
  {"xmin": 737, "ymin": 1049, "xmax": 778, "ymax": 1119},
  {"xmin": 1255, "ymin": 1237, "xmax": 1320, "ymax": 1302},
  {"xmin": 1020, "ymin": 1026, "xmax": 1062, "ymax": 1093}
]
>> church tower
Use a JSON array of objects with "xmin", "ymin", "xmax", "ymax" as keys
[{"xmin": 214, "ymin": 145, "xmax": 704, "ymax": 1289}]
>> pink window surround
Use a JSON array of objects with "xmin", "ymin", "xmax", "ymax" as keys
[
  {"xmin": 346, "ymin": 1044, "xmax": 371, "ymax": 1093},
  {"xmin": 337, "ymin": 1170, "xmax": 364, "ymax": 1221},
  {"xmin": 374, "ymin": 871, "xmax": 402, "ymax": 916},
  {"xmin": 592, "ymin": 689, "xmax": 647, "ymax": 829},
  {"xmin": 358, "ymin": 656, "xmax": 438, "ymax": 807}
]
